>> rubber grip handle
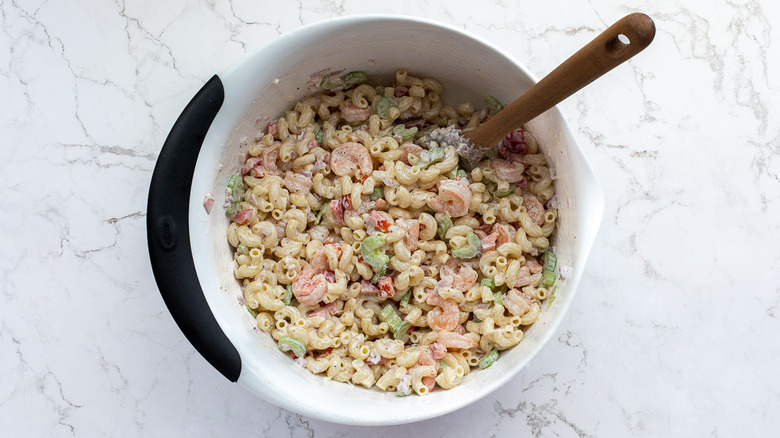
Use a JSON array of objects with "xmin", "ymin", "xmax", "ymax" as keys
[{"xmin": 147, "ymin": 75, "xmax": 241, "ymax": 382}]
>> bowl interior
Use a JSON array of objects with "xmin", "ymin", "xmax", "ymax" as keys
[{"xmin": 188, "ymin": 15, "xmax": 603, "ymax": 425}]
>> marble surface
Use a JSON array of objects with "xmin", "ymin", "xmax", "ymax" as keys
[{"xmin": 2, "ymin": 0, "xmax": 779, "ymax": 436}]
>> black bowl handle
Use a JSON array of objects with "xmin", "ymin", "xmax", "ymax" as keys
[{"xmin": 147, "ymin": 75, "xmax": 241, "ymax": 382}]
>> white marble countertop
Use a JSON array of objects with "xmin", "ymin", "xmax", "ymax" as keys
[{"xmin": 2, "ymin": 0, "xmax": 779, "ymax": 436}]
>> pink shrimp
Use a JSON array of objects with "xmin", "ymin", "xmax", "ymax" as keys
[
  {"xmin": 439, "ymin": 258, "xmax": 478, "ymax": 292},
  {"xmin": 233, "ymin": 209, "xmax": 253, "ymax": 225},
  {"xmin": 428, "ymin": 179, "xmax": 472, "ymax": 218},
  {"xmin": 430, "ymin": 343, "xmax": 447, "ymax": 360},
  {"xmin": 241, "ymin": 156, "xmax": 262, "ymax": 175},
  {"xmin": 414, "ymin": 348, "xmax": 439, "ymax": 392},
  {"xmin": 397, "ymin": 219, "xmax": 420, "ymax": 250},
  {"xmin": 284, "ymin": 171, "xmax": 312, "ymax": 195},
  {"xmin": 491, "ymin": 159, "xmax": 526, "ymax": 183},
  {"xmin": 330, "ymin": 142, "xmax": 373, "ymax": 177},
  {"xmin": 292, "ymin": 245, "xmax": 339, "ymax": 305},
  {"xmin": 494, "ymin": 223, "xmax": 516, "ymax": 246},
  {"xmin": 481, "ymin": 232, "xmax": 498, "ymax": 252},
  {"xmin": 259, "ymin": 141, "xmax": 282, "ymax": 176},
  {"xmin": 399, "ymin": 143, "xmax": 423, "ymax": 165},
  {"xmin": 426, "ymin": 290, "xmax": 460, "ymax": 332},
  {"xmin": 526, "ymin": 258, "xmax": 543, "ymax": 274},
  {"xmin": 523, "ymin": 194, "xmax": 545, "ymax": 225},
  {"xmin": 515, "ymin": 266, "xmax": 532, "ymax": 288},
  {"xmin": 309, "ymin": 302, "xmax": 339, "ymax": 319},
  {"xmin": 436, "ymin": 330, "xmax": 478, "ymax": 350},
  {"xmin": 339, "ymin": 100, "xmax": 373, "ymax": 123},
  {"xmin": 292, "ymin": 274, "xmax": 329, "ymax": 306},
  {"xmin": 504, "ymin": 289, "xmax": 532, "ymax": 316}
]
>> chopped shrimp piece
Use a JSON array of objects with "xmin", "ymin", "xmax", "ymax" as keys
[
  {"xmin": 292, "ymin": 273, "xmax": 328, "ymax": 306},
  {"xmin": 284, "ymin": 172, "xmax": 313, "ymax": 195},
  {"xmin": 481, "ymin": 232, "xmax": 497, "ymax": 252},
  {"xmin": 430, "ymin": 343, "xmax": 447, "ymax": 360},
  {"xmin": 241, "ymin": 156, "xmax": 262, "ymax": 175},
  {"xmin": 436, "ymin": 331, "xmax": 478, "ymax": 350},
  {"xmin": 309, "ymin": 302, "xmax": 339, "ymax": 319},
  {"xmin": 439, "ymin": 258, "xmax": 478, "ymax": 292},
  {"xmin": 397, "ymin": 219, "xmax": 419, "ymax": 250},
  {"xmin": 399, "ymin": 143, "xmax": 423, "ymax": 165},
  {"xmin": 233, "ymin": 209, "xmax": 253, "ymax": 225},
  {"xmin": 427, "ymin": 305, "xmax": 459, "ymax": 331},
  {"xmin": 330, "ymin": 142, "xmax": 373, "ymax": 177},
  {"xmin": 414, "ymin": 348, "xmax": 439, "ymax": 392},
  {"xmin": 428, "ymin": 179, "xmax": 472, "ymax": 218},
  {"xmin": 526, "ymin": 258, "xmax": 543, "ymax": 274},
  {"xmin": 257, "ymin": 141, "xmax": 282, "ymax": 176},
  {"xmin": 491, "ymin": 159, "xmax": 525, "ymax": 183},
  {"xmin": 425, "ymin": 290, "xmax": 460, "ymax": 332},
  {"xmin": 515, "ymin": 266, "xmax": 532, "ymax": 288},
  {"xmin": 523, "ymin": 194, "xmax": 545, "ymax": 225},
  {"xmin": 504, "ymin": 289, "xmax": 532, "ymax": 316},
  {"xmin": 292, "ymin": 245, "xmax": 339, "ymax": 305},
  {"xmin": 453, "ymin": 324, "xmax": 467, "ymax": 335},
  {"xmin": 339, "ymin": 100, "xmax": 373, "ymax": 123},
  {"xmin": 494, "ymin": 223, "xmax": 516, "ymax": 246}
]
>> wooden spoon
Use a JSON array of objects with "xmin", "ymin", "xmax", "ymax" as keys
[{"xmin": 462, "ymin": 13, "xmax": 655, "ymax": 159}]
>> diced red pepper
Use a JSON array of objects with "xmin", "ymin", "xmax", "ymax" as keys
[
  {"xmin": 267, "ymin": 121, "xmax": 278, "ymax": 136},
  {"xmin": 378, "ymin": 276, "xmax": 395, "ymax": 298},
  {"xmin": 367, "ymin": 210, "xmax": 391, "ymax": 232}
]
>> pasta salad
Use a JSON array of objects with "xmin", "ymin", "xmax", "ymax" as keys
[{"xmin": 224, "ymin": 70, "xmax": 558, "ymax": 396}]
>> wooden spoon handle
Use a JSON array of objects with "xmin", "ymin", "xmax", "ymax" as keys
[{"xmin": 465, "ymin": 13, "xmax": 656, "ymax": 149}]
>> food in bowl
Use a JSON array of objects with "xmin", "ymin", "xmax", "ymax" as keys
[{"xmin": 224, "ymin": 69, "xmax": 558, "ymax": 396}]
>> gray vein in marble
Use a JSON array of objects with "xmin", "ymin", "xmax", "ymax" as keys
[
  {"xmin": 115, "ymin": 0, "xmax": 185, "ymax": 79},
  {"xmin": 494, "ymin": 396, "xmax": 594, "ymax": 438},
  {"xmin": 654, "ymin": 9, "xmax": 724, "ymax": 91},
  {"xmin": 768, "ymin": 291, "xmax": 779, "ymax": 318},
  {"xmin": 227, "ymin": 0, "xmax": 282, "ymax": 35},
  {"xmin": 726, "ymin": 0, "xmax": 770, "ymax": 133},
  {"xmin": 285, "ymin": 411, "xmax": 316, "ymax": 438},
  {"xmin": 98, "ymin": 349, "xmax": 130, "ymax": 394},
  {"xmin": 558, "ymin": 331, "xmax": 588, "ymax": 368}
]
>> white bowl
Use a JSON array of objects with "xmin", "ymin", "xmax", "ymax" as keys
[{"xmin": 150, "ymin": 14, "xmax": 603, "ymax": 426}]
